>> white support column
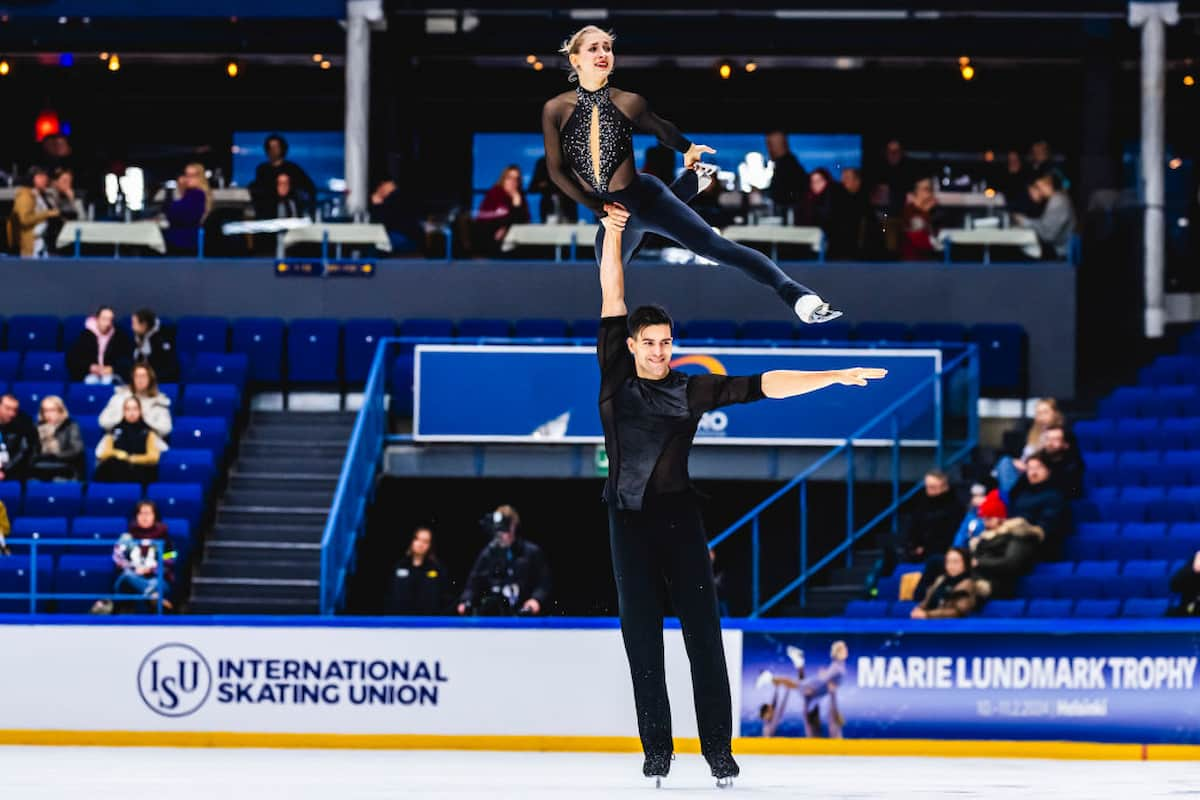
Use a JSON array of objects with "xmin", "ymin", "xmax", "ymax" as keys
[
  {"xmin": 345, "ymin": 0, "xmax": 384, "ymax": 219},
  {"xmin": 1129, "ymin": 1, "xmax": 1179, "ymax": 338}
]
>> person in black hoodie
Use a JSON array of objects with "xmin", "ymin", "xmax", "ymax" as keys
[
  {"xmin": 130, "ymin": 308, "xmax": 179, "ymax": 383},
  {"xmin": 891, "ymin": 470, "xmax": 965, "ymax": 569},
  {"xmin": 456, "ymin": 505, "xmax": 551, "ymax": 616},
  {"xmin": 1169, "ymin": 550, "xmax": 1200, "ymax": 617},
  {"xmin": 384, "ymin": 526, "xmax": 449, "ymax": 615},
  {"xmin": 1006, "ymin": 452, "xmax": 1070, "ymax": 558},
  {"xmin": 0, "ymin": 393, "xmax": 39, "ymax": 482},
  {"xmin": 1039, "ymin": 424, "xmax": 1085, "ymax": 500},
  {"xmin": 66, "ymin": 305, "xmax": 133, "ymax": 384}
]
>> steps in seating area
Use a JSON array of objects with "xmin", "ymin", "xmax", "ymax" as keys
[
  {"xmin": 188, "ymin": 410, "xmax": 354, "ymax": 614},
  {"xmin": 773, "ymin": 547, "xmax": 882, "ymax": 617}
]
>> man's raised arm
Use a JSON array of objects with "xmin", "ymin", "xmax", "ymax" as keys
[{"xmin": 600, "ymin": 222, "xmax": 627, "ymax": 318}]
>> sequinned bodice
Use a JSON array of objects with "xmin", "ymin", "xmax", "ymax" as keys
[{"xmin": 560, "ymin": 84, "xmax": 633, "ymax": 194}]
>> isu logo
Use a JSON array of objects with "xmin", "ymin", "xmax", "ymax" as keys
[{"xmin": 137, "ymin": 643, "xmax": 213, "ymax": 717}]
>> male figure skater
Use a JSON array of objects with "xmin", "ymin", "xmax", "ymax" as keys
[{"xmin": 596, "ymin": 215, "xmax": 885, "ymax": 787}]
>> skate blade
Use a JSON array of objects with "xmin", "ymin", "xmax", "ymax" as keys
[
  {"xmin": 807, "ymin": 308, "xmax": 844, "ymax": 324},
  {"xmin": 716, "ymin": 777, "xmax": 735, "ymax": 789}
]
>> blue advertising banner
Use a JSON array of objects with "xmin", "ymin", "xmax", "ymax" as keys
[
  {"xmin": 741, "ymin": 631, "xmax": 1200, "ymax": 744},
  {"xmin": 413, "ymin": 345, "xmax": 940, "ymax": 445}
]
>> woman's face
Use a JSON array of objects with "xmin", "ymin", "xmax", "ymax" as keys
[
  {"xmin": 502, "ymin": 170, "xmax": 521, "ymax": 194},
  {"xmin": 132, "ymin": 367, "xmax": 151, "ymax": 394},
  {"xmin": 944, "ymin": 550, "xmax": 966, "ymax": 578},
  {"xmin": 40, "ymin": 401, "xmax": 63, "ymax": 424},
  {"xmin": 411, "ymin": 529, "xmax": 432, "ymax": 557},
  {"xmin": 136, "ymin": 504, "xmax": 156, "ymax": 528},
  {"xmin": 123, "ymin": 399, "xmax": 142, "ymax": 424},
  {"xmin": 1007, "ymin": 151, "xmax": 1022, "ymax": 173},
  {"xmin": 1034, "ymin": 400, "xmax": 1056, "ymax": 426},
  {"xmin": 809, "ymin": 172, "xmax": 828, "ymax": 195},
  {"xmin": 573, "ymin": 32, "xmax": 613, "ymax": 84}
]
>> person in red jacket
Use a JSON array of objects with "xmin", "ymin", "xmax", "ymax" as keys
[{"xmin": 473, "ymin": 165, "xmax": 531, "ymax": 255}]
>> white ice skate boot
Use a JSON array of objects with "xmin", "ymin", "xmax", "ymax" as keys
[
  {"xmin": 755, "ymin": 669, "xmax": 775, "ymax": 690},
  {"xmin": 794, "ymin": 293, "xmax": 843, "ymax": 324},
  {"xmin": 786, "ymin": 646, "xmax": 805, "ymax": 671}
]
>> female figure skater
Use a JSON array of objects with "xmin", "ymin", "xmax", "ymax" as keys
[{"xmin": 543, "ymin": 25, "xmax": 841, "ymax": 324}]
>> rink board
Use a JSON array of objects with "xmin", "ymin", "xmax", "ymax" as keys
[{"xmin": 2, "ymin": 617, "xmax": 1200, "ymax": 756}]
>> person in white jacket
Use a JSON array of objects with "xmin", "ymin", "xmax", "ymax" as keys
[{"xmin": 98, "ymin": 363, "xmax": 172, "ymax": 439}]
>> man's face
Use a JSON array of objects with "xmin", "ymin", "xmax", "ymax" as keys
[
  {"xmin": 627, "ymin": 323, "xmax": 672, "ymax": 380},
  {"xmin": 1026, "ymin": 458, "xmax": 1050, "ymax": 485},
  {"xmin": 96, "ymin": 309, "xmax": 114, "ymax": 334},
  {"xmin": 1031, "ymin": 141, "xmax": 1050, "ymax": 163},
  {"xmin": 276, "ymin": 173, "xmax": 291, "ymax": 197},
  {"xmin": 54, "ymin": 172, "xmax": 72, "ymax": 193},
  {"xmin": 0, "ymin": 397, "xmax": 17, "ymax": 425},
  {"xmin": 924, "ymin": 475, "xmax": 949, "ymax": 498},
  {"xmin": 266, "ymin": 140, "xmax": 284, "ymax": 162},
  {"xmin": 131, "ymin": 315, "xmax": 147, "ymax": 336},
  {"xmin": 1043, "ymin": 429, "xmax": 1068, "ymax": 454},
  {"xmin": 495, "ymin": 527, "xmax": 515, "ymax": 548},
  {"xmin": 765, "ymin": 132, "xmax": 786, "ymax": 160},
  {"xmin": 841, "ymin": 169, "xmax": 861, "ymax": 194},
  {"xmin": 885, "ymin": 140, "xmax": 903, "ymax": 166},
  {"xmin": 32, "ymin": 173, "xmax": 49, "ymax": 190}
]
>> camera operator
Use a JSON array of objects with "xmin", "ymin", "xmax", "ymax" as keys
[{"xmin": 456, "ymin": 505, "xmax": 551, "ymax": 616}]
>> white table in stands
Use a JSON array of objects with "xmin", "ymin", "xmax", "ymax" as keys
[
  {"xmin": 502, "ymin": 223, "xmax": 599, "ymax": 261},
  {"xmin": 937, "ymin": 228, "xmax": 1041, "ymax": 263},
  {"xmin": 54, "ymin": 221, "xmax": 167, "ymax": 255},
  {"xmin": 934, "ymin": 191, "xmax": 1007, "ymax": 209},
  {"xmin": 282, "ymin": 223, "xmax": 392, "ymax": 256},
  {"xmin": 721, "ymin": 225, "xmax": 825, "ymax": 261}
]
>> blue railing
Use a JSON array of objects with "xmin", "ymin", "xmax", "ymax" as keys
[
  {"xmin": 0, "ymin": 539, "xmax": 167, "ymax": 614},
  {"xmin": 707, "ymin": 345, "xmax": 980, "ymax": 617}
]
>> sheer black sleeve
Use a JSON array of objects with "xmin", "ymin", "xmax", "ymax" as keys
[
  {"xmin": 687, "ymin": 374, "xmax": 765, "ymax": 415},
  {"xmin": 541, "ymin": 97, "xmax": 606, "ymax": 213},
  {"xmin": 610, "ymin": 90, "xmax": 692, "ymax": 153},
  {"xmin": 598, "ymin": 315, "xmax": 633, "ymax": 389}
]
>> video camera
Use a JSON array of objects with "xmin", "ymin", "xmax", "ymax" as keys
[{"xmin": 480, "ymin": 509, "xmax": 516, "ymax": 539}]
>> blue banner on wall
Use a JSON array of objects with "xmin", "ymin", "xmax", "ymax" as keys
[
  {"xmin": 414, "ymin": 345, "xmax": 940, "ymax": 445},
  {"xmin": 742, "ymin": 631, "xmax": 1200, "ymax": 744}
]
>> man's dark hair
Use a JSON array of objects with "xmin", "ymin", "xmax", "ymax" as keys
[
  {"xmin": 1027, "ymin": 451, "xmax": 1052, "ymax": 471},
  {"xmin": 264, "ymin": 133, "xmax": 289, "ymax": 157},
  {"xmin": 627, "ymin": 305, "xmax": 673, "ymax": 338},
  {"xmin": 1, "ymin": 393, "xmax": 18, "ymax": 404},
  {"xmin": 133, "ymin": 308, "xmax": 157, "ymax": 328},
  {"xmin": 95, "ymin": 305, "xmax": 115, "ymax": 318}
]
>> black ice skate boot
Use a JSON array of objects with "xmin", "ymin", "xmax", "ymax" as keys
[
  {"xmin": 643, "ymin": 751, "xmax": 674, "ymax": 788},
  {"xmin": 708, "ymin": 752, "xmax": 740, "ymax": 789}
]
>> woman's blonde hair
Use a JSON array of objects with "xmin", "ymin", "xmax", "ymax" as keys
[
  {"xmin": 186, "ymin": 162, "xmax": 213, "ymax": 218},
  {"xmin": 1026, "ymin": 397, "xmax": 1063, "ymax": 449},
  {"xmin": 38, "ymin": 394, "xmax": 68, "ymax": 424},
  {"xmin": 559, "ymin": 25, "xmax": 614, "ymax": 81},
  {"xmin": 130, "ymin": 363, "xmax": 161, "ymax": 398}
]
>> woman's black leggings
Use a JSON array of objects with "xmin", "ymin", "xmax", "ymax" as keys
[
  {"xmin": 608, "ymin": 496, "xmax": 733, "ymax": 764},
  {"xmin": 594, "ymin": 172, "xmax": 815, "ymax": 310}
]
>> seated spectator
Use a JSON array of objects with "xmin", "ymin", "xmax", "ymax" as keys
[
  {"xmin": 110, "ymin": 500, "xmax": 176, "ymax": 612},
  {"xmin": 67, "ymin": 305, "xmax": 132, "ymax": 384},
  {"xmin": 456, "ymin": 505, "xmax": 550, "ymax": 616},
  {"xmin": 163, "ymin": 162, "xmax": 212, "ymax": 254},
  {"xmin": 994, "ymin": 397, "xmax": 1063, "ymax": 491},
  {"xmin": 799, "ymin": 168, "xmax": 852, "ymax": 259},
  {"xmin": 370, "ymin": 178, "xmax": 422, "ymax": 253},
  {"xmin": 47, "ymin": 166, "xmax": 84, "ymax": 220},
  {"xmin": 94, "ymin": 397, "xmax": 166, "ymax": 484},
  {"xmin": 1040, "ymin": 424, "xmax": 1085, "ymax": 500},
  {"xmin": 840, "ymin": 167, "xmax": 881, "ymax": 259},
  {"xmin": 130, "ymin": 309, "xmax": 179, "ymax": 383},
  {"xmin": 255, "ymin": 171, "xmax": 308, "ymax": 221},
  {"xmin": 1169, "ymin": 551, "xmax": 1200, "ymax": 617},
  {"xmin": 528, "ymin": 155, "xmax": 578, "ymax": 223},
  {"xmin": 99, "ymin": 364, "xmax": 172, "ymax": 438},
  {"xmin": 1006, "ymin": 453, "xmax": 1070, "ymax": 557},
  {"xmin": 765, "ymin": 130, "xmax": 808, "ymax": 219},
  {"xmin": 250, "ymin": 134, "xmax": 316, "ymax": 213},
  {"xmin": 910, "ymin": 547, "xmax": 989, "ymax": 619},
  {"xmin": 890, "ymin": 470, "xmax": 964, "ymax": 570},
  {"xmin": 968, "ymin": 493, "xmax": 1044, "ymax": 598},
  {"xmin": 899, "ymin": 177, "xmax": 942, "ymax": 261},
  {"xmin": 1013, "ymin": 171, "xmax": 1076, "ymax": 259},
  {"xmin": 384, "ymin": 526, "xmax": 449, "ymax": 615},
  {"xmin": 473, "ymin": 165, "xmax": 531, "ymax": 255},
  {"xmin": 952, "ymin": 483, "xmax": 991, "ymax": 549},
  {"xmin": 998, "ymin": 149, "xmax": 1035, "ymax": 216},
  {"xmin": 6, "ymin": 166, "xmax": 60, "ymax": 257},
  {"xmin": 0, "ymin": 393, "xmax": 39, "ymax": 482},
  {"xmin": 0, "ymin": 498, "xmax": 10, "ymax": 555},
  {"xmin": 30, "ymin": 395, "xmax": 84, "ymax": 482}
]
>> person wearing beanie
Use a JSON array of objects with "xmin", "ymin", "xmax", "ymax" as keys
[
  {"xmin": 970, "ymin": 490, "xmax": 1046, "ymax": 598},
  {"xmin": 893, "ymin": 470, "xmax": 965, "ymax": 569}
]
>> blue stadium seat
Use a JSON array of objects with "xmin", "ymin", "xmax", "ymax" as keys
[
  {"xmin": 172, "ymin": 416, "xmax": 229, "ymax": 458},
  {"xmin": 1139, "ymin": 355, "xmax": 1200, "ymax": 387},
  {"xmin": 968, "ymin": 323, "xmax": 1027, "ymax": 397},
  {"xmin": 55, "ymin": 555, "xmax": 115, "ymax": 612},
  {"xmin": 186, "ymin": 352, "xmax": 249, "ymax": 386},
  {"xmin": 889, "ymin": 601, "xmax": 917, "ymax": 618},
  {"xmin": 9, "ymin": 517, "xmax": 70, "ymax": 555},
  {"xmin": 0, "ymin": 482, "xmax": 23, "ymax": 515},
  {"xmin": 1016, "ymin": 574, "xmax": 1058, "ymax": 597},
  {"xmin": 1157, "ymin": 488, "xmax": 1200, "ymax": 523},
  {"xmin": 1025, "ymin": 599, "xmax": 1073, "ymax": 617},
  {"xmin": 1155, "ymin": 386, "xmax": 1200, "ymax": 418},
  {"xmin": 343, "ymin": 319, "xmax": 396, "ymax": 384},
  {"xmin": 76, "ymin": 417, "xmax": 103, "ymax": 450},
  {"xmin": 854, "ymin": 322, "xmax": 910, "ymax": 344},
  {"xmin": 1161, "ymin": 417, "xmax": 1200, "ymax": 450},
  {"xmin": 147, "ymin": 483, "xmax": 205, "ymax": 527},
  {"xmin": 1098, "ymin": 387, "xmax": 1152, "ymax": 419},
  {"xmin": 1072, "ymin": 599, "xmax": 1120, "ymax": 618},
  {"xmin": 163, "ymin": 518, "xmax": 192, "ymax": 562},
  {"xmin": 1112, "ymin": 420, "xmax": 1159, "ymax": 452},
  {"xmin": 400, "ymin": 318, "xmax": 455, "ymax": 339},
  {"xmin": 181, "ymin": 384, "xmax": 240, "ymax": 420},
  {"xmin": 909, "ymin": 323, "xmax": 967, "ymax": 344},
  {"xmin": 1117, "ymin": 451, "xmax": 1161, "ymax": 474},
  {"xmin": 19, "ymin": 351, "xmax": 67, "ymax": 383},
  {"xmin": 844, "ymin": 600, "xmax": 890, "ymax": 617},
  {"xmin": 1100, "ymin": 537, "xmax": 1151, "ymax": 562},
  {"xmin": 457, "ymin": 318, "xmax": 512, "ymax": 340},
  {"xmin": 1075, "ymin": 560, "xmax": 1122, "ymax": 577},
  {"xmin": 1084, "ymin": 451, "xmax": 1116, "ymax": 471},
  {"xmin": 231, "ymin": 317, "xmax": 285, "ymax": 383},
  {"xmin": 0, "ymin": 555, "xmax": 53, "ymax": 612},
  {"xmin": 175, "ymin": 316, "xmax": 229, "ymax": 357},
  {"xmin": 61, "ymin": 315, "xmax": 91, "ymax": 348},
  {"xmin": 1032, "ymin": 561, "xmax": 1075, "ymax": 576},
  {"xmin": 1084, "ymin": 463, "xmax": 1120, "ymax": 489},
  {"xmin": 794, "ymin": 321, "xmax": 853, "ymax": 344},
  {"xmin": 1102, "ymin": 575, "xmax": 1156, "ymax": 600},
  {"xmin": 1146, "ymin": 535, "xmax": 1200, "ymax": 561},
  {"xmin": 1064, "ymin": 537, "xmax": 1107, "ymax": 561},
  {"xmin": 158, "ymin": 449, "xmax": 215, "ymax": 490},
  {"xmin": 65, "ymin": 383, "xmax": 113, "ymax": 419},
  {"xmin": 69, "ymin": 516, "xmax": 128, "ymax": 554},
  {"xmin": 157, "ymin": 382, "xmax": 181, "ymax": 406},
  {"xmin": 875, "ymin": 568, "xmax": 921, "ymax": 600},
  {"xmin": 0, "ymin": 353, "xmax": 21, "ymax": 382},
  {"xmin": 980, "ymin": 599, "xmax": 1026, "ymax": 618},
  {"xmin": 1121, "ymin": 598, "xmax": 1169, "ymax": 618},
  {"xmin": 1089, "ymin": 487, "xmax": 1119, "ymax": 506},
  {"xmin": 739, "ymin": 321, "xmax": 796, "ymax": 342},
  {"xmin": 287, "ymin": 319, "xmax": 341, "ymax": 384},
  {"xmin": 1123, "ymin": 522, "xmax": 1168, "ymax": 539},
  {"xmin": 1071, "ymin": 499, "xmax": 1101, "ymax": 524},
  {"xmin": 1164, "ymin": 451, "xmax": 1200, "ymax": 484},
  {"xmin": 569, "ymin": 319, "xmax": 601, "ymax": 341},
  {"xmin": 83, "ymin": 483, "xmax": 143, "ymax": 517},
  {"xmin": 1168, "ymin": 522, "xmax": 1200, "ymax": 543},
  {"xmin": 5, "ymin": 315, "xmax": 60, "ymax": 353},
  {"xmin": 1124, "ymin": 559, "xmax": 1171, "ymax": 578},
  {"xmin": 23, "ymin": 481, "xmax": 83, "ymax": 518},
  {"xmin": 513, "ymin": 319, "xmax": 569, "ymax": 340},
  {"xmin": 1053, "ymin": 575, "xmax": 1105, "ymax": 600},
  {"xmin": 1073, "ymin": 419, "xmax": 1114, "ymax": 454},
  {"xmin": 682, "ymin": 320, "xmax": 738, "ymax": 342},
  {"xmin": 11, "ymin": 381, "xmax": 66, "ymax": 415}
]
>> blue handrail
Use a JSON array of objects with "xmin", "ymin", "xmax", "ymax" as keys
[
  {"xmin": 708, "ymin": 345, "xmax": 980, "ymax": 617},
  {"xmin": 1, "ymin": 539, "xmax": 166, "ymax": 615}
]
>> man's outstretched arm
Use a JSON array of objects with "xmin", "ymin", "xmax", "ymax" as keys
[
  {"xmin": 600, "ymin": 222, "xmax": 627, "ymax": 318},
  {"xmin": 761, "ymin": 368, "xmax": 888, "ymax": 399}
]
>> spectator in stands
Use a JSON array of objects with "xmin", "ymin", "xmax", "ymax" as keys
[
  {"xmin": 998, "ymin": 150, "xmax": 1035, "ymax": 216},
  {"xmin": 0, "ymin": 497, "xmax": 10, "ymax": 555},
  {"xmin": 840, "ymin": 167, "xmax": 880, "ymax": 259},
  {"xmin": 891, "ymin": 470, "xmax": 964, "ymax": 570},
  {"xmin": 456, "ymin": 505, "xmax": 551, "ymax": 616},
  {"xmin": 473, "ymin": 165, "xmax": 531, "ymax": 256},
  {"xmin": 384, "ymin": 526, "xmax": 448, "ymax": 615},
  {"xmin": 910, "ymin": 547, "xmax": 988, "ymax": 619},
  {"xmin": 528, "ymin": 156, "xmax": 579, "ymax": 223},
  {"xmin": 67, "ymin": 305, "xmax": 132, "ymax": 384},
  {"xmin": 871, "ymin": 139, "xmax": 920, "ymax": 255},
  {"xmin": 99, "ymin": 364, "xmax": 173, "ymax": 438},
  {"xmin": 130, "ymin": 309, "xmax": 179, "ymax": 383},
  {"xmin": 1168, "ymin": 550, "xmax": 1200, "ymax": 617},
  {"xmin": 799, "ymin": 168, "xmax": 852, "ymax": 259},
  {"xmin": 251, "ymin": 134, "xmax": 317, "ymax": 213},
  {"xmin": 30, "ymin": 395, "xmax": 84, "ymax": 482},
  {"xmin": 369, "ymin": 178, "xmax": 422, "ymax": 253},
  {"xmin": 1006, "ymin": 453, "xmax": 1070, "ymax": 556},
  {"xmin": 0, "ymin": 393, "xmax": 40, "ymax": 482},
  {"xmin": 1013, "ymin": 171, "xmax": 1076, "ymax": 259},
  {"xmin": 899, "ymin": 178, "xmax": 942, "ymax": 261},
  {"xmin": 47, "ymin": 167, "xmax": 84, "ymax": 220},
  {"xmin": 1028, "ymin": 139, "xmax": 1055, "ymax": 177},
  {"xmin": 39, "ymin": 133, "xmax": 74, "ymax": 173},
  {"xmin": 952, "ymin": 483, "xmax": 990, "ymax": 549},
  {"xmin": 968, "ymin": 492, "xmax": 1044, "ymax": 599},
  {"xmin": 94, "ymin": 397, "xmax": 165, "ymax": 485},
  {"xmin": 6, "ymin": 166, "xmax": 60, "ymax": 257},
  {"xmin": 255, "ymin": 171, "xmax": 308, "ymax": 221},
  {"xmin": 995, "ymin": 397, "xmax": 1064, "ymax": 491},
  {"xmin": 163, "ymin": 162, "xmax": 212, "ymax": 254},
  {"xmin": 110, "ymin": 500, "xmax": 176, "ymax": 612},
  {"xmin": 1040, "ymin": 424, "xmax": 1085, "ymax": 500},
  {"xmin": 765, "ymin": 130, "xmax": 808, "ymax": 218}
]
